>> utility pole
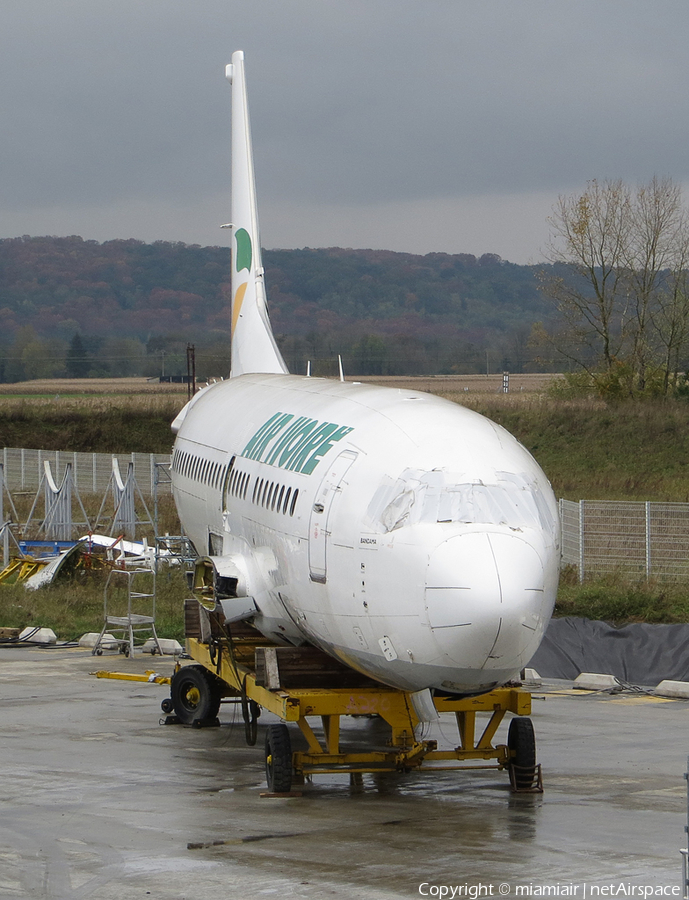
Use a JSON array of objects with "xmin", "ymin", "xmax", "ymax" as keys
[{"xmin": 186, "ymin": 344, "xmax": 196, "ymax": 401}]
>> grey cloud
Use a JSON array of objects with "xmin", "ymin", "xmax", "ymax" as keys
[{"xmin": 1, "ymin": 1, "xmax": 688, "ymax": 262}]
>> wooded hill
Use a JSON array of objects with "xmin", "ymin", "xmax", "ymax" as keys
[{"xmin": 0, "ymin": 236, "xmax": 558, "ymax": 379}]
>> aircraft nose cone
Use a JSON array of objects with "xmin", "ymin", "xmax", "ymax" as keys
[{"xmin": 424, "ymin": 531, "xmax": 547, "ymax": 671}]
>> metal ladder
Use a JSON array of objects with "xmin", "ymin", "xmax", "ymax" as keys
[{"xmin": 92, "ymin": 567, "xmax": 162, "ymax": 657}]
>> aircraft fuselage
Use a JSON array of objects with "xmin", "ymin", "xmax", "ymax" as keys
[{"xmin": 172, "ymin": 372, "xmax": 559, "ymax": 695}]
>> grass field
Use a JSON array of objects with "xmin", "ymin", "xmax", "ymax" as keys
[
  {"xmin": 0, "ymin": 377, "xmax": 190, "ymax": 396},
  {"xmin": 0, "ymin": 395, "xmax": 183, "ymax": 452},
  {"xmin": 4, "ymin": 374, "xmax": 678, "ymax": 501},
  {"xmin": 3, "ymin": 373, "xmax": 689, "ymax": 634},
  {"xmin": 1, "ymin": 374, "xmax": 559, "ymax": 395},
  {"xmin": 0, "ymin": 569, "xmax": 188, "ymax": 643},
  {"xmin": 447, "ymin": 395, "xmax": 689, "ymax": 502}
]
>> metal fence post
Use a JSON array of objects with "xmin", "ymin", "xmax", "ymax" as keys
[
  {"xmin": 578, "ymin": 500, "xmax": 585, "ymax": 583},
  {"xmin": 0, "ymin": 463, "xmax": 6, "ymax": 568},
  {"xmin": 682, "ymin": 756, "xmax": 689, "ymax": 898},
  {"xmin": 645, "ymin": 501, "xmax": 651, "ymax": 580}
]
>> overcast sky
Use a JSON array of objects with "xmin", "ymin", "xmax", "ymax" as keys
[{"xmin": 2, "ymin": 1, "xmax": 688, "ymax": 264}]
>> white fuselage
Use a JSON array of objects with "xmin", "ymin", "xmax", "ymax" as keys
[{"xmin": 172, "ymin": 373, "xmax": 560, "ymax": 695}]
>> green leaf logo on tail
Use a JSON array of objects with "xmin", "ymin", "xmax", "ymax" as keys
[{"xmin": 235, "ymin": 228, "xmax": 252, "ymax": 272}]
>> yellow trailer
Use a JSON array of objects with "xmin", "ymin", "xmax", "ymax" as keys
[{"xmin": 165, "ymin": 597, "xmax": 542, "ymax": 794}]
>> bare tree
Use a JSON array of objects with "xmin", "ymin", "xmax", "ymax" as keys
[
  {"xmin": 540, "ymin": 177, "xmax": 689, "ymax": 397},
  {"xmin": 649, "ymin": 236, "xmax": 689, "ymax": 394},
  {"xmin": 624, "ymin": 176, "xmax": 686, "ymax": 390},
  {"xmin": 541, "ymin": 179, "xmax": 631, "ymax": 377}
]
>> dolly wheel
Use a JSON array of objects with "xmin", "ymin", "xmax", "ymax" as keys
[
  {"xmin": 265, "ymin": 724, "xmax": 292, "ymax": 793},
  {"xmin": 508, "ymin": 716, "xmax": 537, "ymax": 789},
  {"xmin": 170, "ymin": 665, "xmax": 221, "ymax": 725}
]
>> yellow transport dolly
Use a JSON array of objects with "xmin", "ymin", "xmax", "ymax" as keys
[{"xmin": 164, "ymin": 594, "xmax": 542, "ymax": 794}]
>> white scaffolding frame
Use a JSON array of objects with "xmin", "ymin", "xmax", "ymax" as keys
[
  {"xmin": 93, "ymin": 458, "xmax": 154, "ymax": 540},
  {"xmin": 23, "ymin": 461, "xmax": 91, "ymax": 542}
]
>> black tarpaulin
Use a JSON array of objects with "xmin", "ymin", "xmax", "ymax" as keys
[{"xmin": 528, "ymin": 617, "xmax": 689, "ymax": 685}]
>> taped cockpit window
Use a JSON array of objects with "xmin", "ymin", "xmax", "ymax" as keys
[
  {"xmin": 380, "ymin": 488, "xmax": 416, "ymax": 532},
  {"xmin": 364, "ymin": 469, "xmax": 442, "ymax": 533},
  {"xmin": 366, "ymin": 468, "xmax": 553, "ymax": 533}
]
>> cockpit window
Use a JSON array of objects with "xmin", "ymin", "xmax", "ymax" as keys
[
  {"xmin": 434, "ymin": 482, "xmax": 539, "ymax": 529},
  {"xmin": 366, "ymin": 468, "xmax": 555, "ymax": 534}
]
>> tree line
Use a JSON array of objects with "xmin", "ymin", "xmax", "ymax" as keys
[
  {"xmin": 6, "ymin": 199, "xmax": 687, "ymax": 391},
  {"xmin": 0, "ymin": 237, "xmax": 560, "ymax": 381},
  {"xmin": 0, "ymin": 326, "xmax": 558, "ymax": 382}
]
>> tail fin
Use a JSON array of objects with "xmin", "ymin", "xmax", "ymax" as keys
[{"xmin": 225, "ymin": 51, "xmax": 288, "ymax": 378}]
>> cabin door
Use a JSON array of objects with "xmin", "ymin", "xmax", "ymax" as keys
[{"xmin": 308, "ymin": 450, "xmax": 358, "ymax": 583}]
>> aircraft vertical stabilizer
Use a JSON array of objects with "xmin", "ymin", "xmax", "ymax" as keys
[{"xmin": 225, "ymin": 51, "xmax": 288, "ymax": 378}]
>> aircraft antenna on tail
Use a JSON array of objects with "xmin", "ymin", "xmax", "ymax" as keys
[{"xmin": 225, "ymin": 52, "xmax": 288, "ymax": 379}]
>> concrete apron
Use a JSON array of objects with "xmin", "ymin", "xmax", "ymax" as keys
[{"xmin": 0, "ymin": 646, "xmax": 686, "ymax": 899}]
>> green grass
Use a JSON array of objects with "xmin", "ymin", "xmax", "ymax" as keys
[
  {"xmin": 6, "ymin": 386, "xmax": 689, "ymax": 632},
  {"xmin": 440, "ymin": 393, "xmax": 689, "ymax": 623},
  {"xmin": 555, "ymin": 567, "xmax": 689, "ymax": 624},
  {"xmin": 0, "ymin": 568, "xmax": 187, "ymax": 643},
  {"xmin": 443, "ymin": 394, "xmax": 689, "ymax": 502},
  {"xmin": 0, "ymin": 396, "xmax": 183, "ymax": 453}
]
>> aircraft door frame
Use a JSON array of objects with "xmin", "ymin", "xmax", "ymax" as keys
[{"xmin": 308, "ymin": 450, "xmax": 358, "ymax": 583}]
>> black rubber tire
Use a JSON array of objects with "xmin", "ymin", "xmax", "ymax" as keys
[
  {"xmin": 170, "ymin": 665, "xmax": 222, "ymax": 725},
  {"xmin": 161, "ymin": 697, "xmax": 174, "ymax": 714},
  {"xmin": 508, "ymin": 716, "xmax": 536, "ymax": 788},
  {"xmin": 265, "ymin": 724, "xmax": 292, "ymax": 793}
]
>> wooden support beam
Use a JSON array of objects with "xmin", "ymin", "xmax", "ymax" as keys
[{"xmin": 255, "ymin": 645, "xmax": 381, "ymax": 689}]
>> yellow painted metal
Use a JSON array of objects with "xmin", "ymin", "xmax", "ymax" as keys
[
  {"xmin": 436, "ymin": 689, "xmax": 530, "ymax": 716},
  {"xmin": 0, "ymin": 557, "xmax": 46, "ymax": 585},
  {"xmin": 321, "ymin": 715, "xmax": 340, "ymax": 754},
  {"xmin": 185, "ymin": 636, "xmax": 530, "ymax": 777},
  {"xmin": 456, "ymin": 709, "xmax": 476, "ymax": 750},
  {"xmin": 297, "ymin": 717, "xmax": 325, "ymax": 754},
  {"xmin": 188, "ymin": 637, "xmax": 301, "ymax": 720},
  {"xmin": 476, "ymin": 709, "xmax": 506, "ymax": 750},
  {"xmin": 92, "ymin": 669, "xmax": 171, "ymax": 684},
  {"xmin": 186, "ymin": 686, "xmax": 201, "ymax": 706}
]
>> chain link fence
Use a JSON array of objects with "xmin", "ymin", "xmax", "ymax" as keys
[
  {"xmin": 1, "ymin": 448, "xmax": 171, "ymax": 497},
  {"xmin": 6, "ymin": 451, "xmax": 689, "ymax": 580},
  {"xmin": 560, "ymin": 498, "xmax": 689, "ymax": 581}
]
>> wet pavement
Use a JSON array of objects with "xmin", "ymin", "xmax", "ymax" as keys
[{"xmin": 1, "ymin": 646, "xmax": 688, "ymax": 899}]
